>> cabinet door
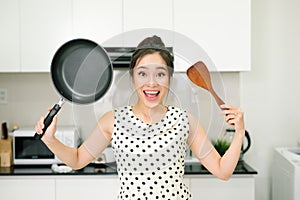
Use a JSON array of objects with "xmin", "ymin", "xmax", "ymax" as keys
[
  {"xmin": 174, "ymin": 0, "xmax": 251, "ymax": 71},
  {"xmin": 73, "ymin": 0, "xmax": 123, "ymax": 46},
  {"xmin": 190, "ymin": 176, "xmax": 255, "ymax": 200},
  {"xmin": 20, "ymin": 0, "xmax": 73, "ymax": 72},
  {"xmin": 0, "ymin": 178, "xmax": 55, "ymax": 200},
  {"xmin": 0, "ymin": 0, "xmax": 20, "ymax": 71},
  {"xmin": 56, "ymin": 176, "xmax": 120, "ymax": 200},
  {"xmin": 123, "ymin": 0, "xmax": 173, "ymax": 31},
  {"xmin": 123, "ymin": 0, "xmax": 174, "ymax": 47}
]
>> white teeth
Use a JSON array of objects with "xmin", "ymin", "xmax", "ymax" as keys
[
  {"xmin": 144, "ymin": 90, "xmax": 159, "ymax": 96},
  {"xmin": 146, "ymin": 91, "xmax": 158, "ymax": 94}
]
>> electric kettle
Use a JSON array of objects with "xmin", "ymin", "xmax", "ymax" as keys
[
  {"xmin": 213, "ymin": 129, "xmax": 251, "ymax": 160},
  {"xmin": 224, "ymin": 129, "xmax": 251, "ymax": 161}
]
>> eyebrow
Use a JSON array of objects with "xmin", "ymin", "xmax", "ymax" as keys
[{"xmin": 136, "ymin": 65, "xmax": 168, "ymax": 71}]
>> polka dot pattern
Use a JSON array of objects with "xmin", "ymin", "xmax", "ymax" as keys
[{"xmin": 112, "ymin": 106, "xmax": 192, "ymax": 199}]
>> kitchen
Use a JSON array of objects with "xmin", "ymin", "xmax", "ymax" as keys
[{"xmin": 0, "ymin": 0, "xmax": 300, "ymax": 200}]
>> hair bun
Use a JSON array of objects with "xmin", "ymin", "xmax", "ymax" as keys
[{"xmin": 136, "ymin": 35, "xmax": 167, "ymax": 51}]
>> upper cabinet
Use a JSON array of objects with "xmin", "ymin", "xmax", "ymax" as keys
[
  {"xmin": 73, "ymin": 0, "xmax": 123, "ymax": 46},
  {"xmin": 122, "ymin": 0, "xmax": 174, "ymax": 47},
  {"xmin": 123, "ymin": 0, "xmax": 173, "ymax": 31},
  {"xmin": 0, "ymin": 0, "xmax": 251, "ymax": 72},
  {"xmin": 0, "ymin": 0, "xmax": 20, "ymax": 72},
  {"xmin": 20, "ymin": 0, "xmax": 73, "ymax": 72},
  {"xmin": 174, "ymin": 0, "xmax": 251, "ymax": 71}
]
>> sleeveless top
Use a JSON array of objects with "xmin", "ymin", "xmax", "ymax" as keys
[{"xmin": 111, "ymin": 106, "xmax": 192, "ymax": 200}]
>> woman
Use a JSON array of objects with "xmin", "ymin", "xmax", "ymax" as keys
[{"xmin": 35, "ymin": 35, "xmax": 245, "ymax": 199}]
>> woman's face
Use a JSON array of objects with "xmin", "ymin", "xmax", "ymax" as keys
[{"xmin": 132, "ymin": 52, "xmax": 170, "ymax": 108}]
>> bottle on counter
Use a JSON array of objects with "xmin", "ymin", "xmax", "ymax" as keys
[{"xmin": 1, "ymin": 122, "xmax": 8, "ymax": 140}]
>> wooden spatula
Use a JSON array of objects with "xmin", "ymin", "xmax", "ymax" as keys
[{"xmin": 186, "ymin": 61, "xmax": 225, "ymax": 107}]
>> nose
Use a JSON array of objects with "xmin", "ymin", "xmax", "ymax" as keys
[{"xmin": 148, "ymin": 74, "xmax": 158, "ymax": 86}]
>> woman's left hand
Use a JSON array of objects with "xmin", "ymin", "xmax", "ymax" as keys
[{"xmin": 220, "ymin": 104, "xmax": 245, "ymax": 134}]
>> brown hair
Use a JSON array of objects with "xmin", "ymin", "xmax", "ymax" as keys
[{"xmin": 129, "ymin": 35, "xmax": 174, "ymax": 77}]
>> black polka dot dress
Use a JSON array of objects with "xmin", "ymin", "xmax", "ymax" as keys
[{"xmin": 112, "ymin": 106, "xmax": 192, "ymax": 200}]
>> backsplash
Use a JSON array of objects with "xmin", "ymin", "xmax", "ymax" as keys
[{"xmin": 0, "ymin": 71, "xmax": 240, "ymax": 140}]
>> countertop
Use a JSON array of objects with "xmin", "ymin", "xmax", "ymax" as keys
[{"xmin": 0, "ymin": 160, "xmax": 257, "ymax": 176}]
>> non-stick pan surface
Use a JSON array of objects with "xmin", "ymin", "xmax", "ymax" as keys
[
  {"xmin": 34, "ymin": 38, "xmax": 112, "ymax": 139},
  {"xmin": 51, "ymin": 39, "xmax": 112, "ymax": 104}
]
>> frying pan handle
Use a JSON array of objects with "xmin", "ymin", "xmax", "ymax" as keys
[{"xmin": 34, "ymin": 103, "xmax": 62, "ymax": 140}]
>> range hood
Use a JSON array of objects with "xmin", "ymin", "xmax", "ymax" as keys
[
  {"xmin": 104, "ymin": 47, "xmax": 173, "ymax": 68},
  {"xmin": 104, "ymin": 47, "xmax": 135, "ymax": 68}
]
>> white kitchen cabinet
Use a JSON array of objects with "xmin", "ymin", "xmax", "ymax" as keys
[
  {"xmin": 73, "ymin": 0, "xmax": 123, "ymax": 46},
  {"xmin": 0, "ymin": 175, "xmax": 119, "ymax": 200},
  {"xmin": 122, "ymin": 0, "xmax": 174, "ymax": 47},
  {"xmin": 0, "ymin": 0, "xmax": 20, "ymax": 71},
  {"xmin": 123, "ymin": 0, "xmax": 173, "ymax": 31},
  {"xmin": 0, "ymin": 175, "xmax": 254, "ymax": 200},
  {"xmin": 174, "ymin": 0, "xmax": 251, "ymax": 71},
  {"xmin": 55, "ymin": 176, "xmax": 120, "ymax": 200},
  {"xmin": 0, "ymin": 177, "xmax": 55, "ymax": 200},
  {"xmin": 189, "ymin": 175, "xmax": 255, "ymax": 200},
  {"xmin": 20, "ymin": 0, "xmax": 73, "ymax": 72},
  {"xmin": 0, "ymin": 0, "xmax": 251, "ymax": 72}
]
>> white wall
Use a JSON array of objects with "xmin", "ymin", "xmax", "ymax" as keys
[
  {"xmin": 0, "ymin": 73, "xmax": 74, "ymax": 129},
  {"xmin": 0, "ymin": 71, "xmax": 240, "ymax": 141},
  {"xmin": 241, "ymin": 0, "xmax": 300, "ymax": 199}
]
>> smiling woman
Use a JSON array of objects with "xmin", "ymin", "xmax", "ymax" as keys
[
  {"xmin": 132, "ymin": 62, "xmax": 170, "ymax": 109},
  {"xmin": 35, "ymin": 35, "xmax": 246, "ymax": 200}
]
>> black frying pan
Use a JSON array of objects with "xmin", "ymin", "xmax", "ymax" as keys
[{"xmin": 34, "ymin": 39, "xmax": 113, "ymax": 139}]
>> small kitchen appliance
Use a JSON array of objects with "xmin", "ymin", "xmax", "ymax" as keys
[{"xmin": 14, "ymin": 127, "xmax": 79, "ymax": 165}]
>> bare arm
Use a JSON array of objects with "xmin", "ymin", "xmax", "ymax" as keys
[
  {"xmin": 188, "ymin": 104, "xmax": 245, "ymax": 180},
  {"xmin": 35, "ymin": 111, "xmax": 114, "ymax": 170}
]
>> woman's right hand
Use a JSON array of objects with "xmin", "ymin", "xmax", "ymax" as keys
[{"xmin": 35, "ymin": 108, "xmax": 58, "ymax": 142}]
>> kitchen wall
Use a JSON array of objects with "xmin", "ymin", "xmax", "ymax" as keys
[
  {"xmin": 0, "ymin": 73, "xmax": 74, "ymax": 129},
  {"xmin": 0, "ymin": 71, "xmax": 240, "ymax": 141},
  {"xmin": 241, "ymin": 0, "xmax": 300, "ymax": 199}
]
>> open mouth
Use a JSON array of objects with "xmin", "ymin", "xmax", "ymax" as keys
[{"xmin": 143, "ymin": 90, "xmax": 160, "ymax": 98}]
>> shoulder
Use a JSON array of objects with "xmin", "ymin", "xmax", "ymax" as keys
[
  {"xmin": 186, "ymin": 112, "xmax": 203, "ymax": 128},
  {"xmin": 186, "ymin": 112, "xmax": 196, "ymax": 123},
  {"xmin": 186, "ymin": 112, "xmax": 206, "ymax": 135},
  {"xmin": 99, "ymin": 110, "xmax": 114, "ymax": 123},
  {"xmin": 97, "ymin": 110, "xmax": 114, "ymax": 139},
  {"xmin": 100, "ymin": 106, "xmax": 129, "ymax": 121},
  {"xmin": 99, "ymin": 106, "xmax": 130, "ymax": 127}
]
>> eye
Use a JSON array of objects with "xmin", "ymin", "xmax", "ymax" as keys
[
  {"xmin": 138, "ymin": 71, "xmax": 146, "ymax": 77},
  {"xmin": 157, "ymin": 72, "xmax": 166, "ymax": 78}
]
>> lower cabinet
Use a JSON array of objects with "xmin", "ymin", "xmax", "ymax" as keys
[
  {"xmin": 188, "ymin": 175, "xmax": 255, "ymax": 200},
  {"xmin": 0, "ymin": 177, "xmax": 55, "ymax": 200},
  {"xmin": 55, "ymin": 176, "xmax": 119, "ymax": 200},
  {"xmin": 0, "ymin": 176, "xmax": 119, "ymax": 200},
  {"xmin": 0, "ymin": 175, "xmax": 255, "ymax": 200}
]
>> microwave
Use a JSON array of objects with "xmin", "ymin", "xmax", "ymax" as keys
[{"xmin": 13, "ymin": 127, "xmax": 79, "ymax": 165}]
